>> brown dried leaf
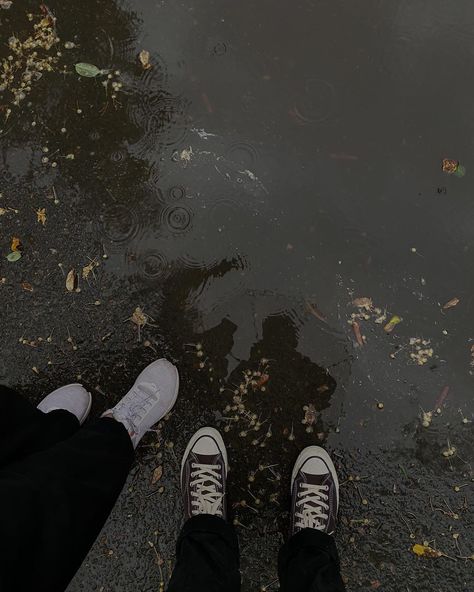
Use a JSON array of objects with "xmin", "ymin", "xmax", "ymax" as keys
[
  {"xmin": 352, "ymin": 297, "xmax": 373, "ymax": 309},
  {"xmin": 139, "ymin": 49, "xmax": 151, "ymax": 70},
  {"xmin": 352, "ymin": 321, "xmax": 364, "ymax": 346},
  {"xmin": 66, "ymin": 269, "xmax": 77, "ymax": 292},
  {"xmin": 442, "ymin": 297, "xmax": 460, "ymax": 310},
  {"xmin": 36, "ymin": 207, "xmax": 47, "ymax": 226},
  {"xmin": 256, "ymin": 373, "xmax": 269, "ymax": 388},
  {"xmin": 11, "ymin": 236, "xmax": 21, "ymax": 252},
  {"xmin": 442, "ymin": 159, "xmax": 459, "ymax": 174},
  {"xmin": 21, "ymin": 282, "xmax": 33, "ymax": 292},
  {"xmin": 306, "ymin": 300, "xmax": 327, "ymax": 323},
  {"xmin": 151, "ymin": 465, "xmax": 163, "ymax": 484}
]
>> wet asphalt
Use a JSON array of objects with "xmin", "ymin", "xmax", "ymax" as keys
[{"xmin": 0, "ymin": 0, "xmax": 472, "ymax": 590}]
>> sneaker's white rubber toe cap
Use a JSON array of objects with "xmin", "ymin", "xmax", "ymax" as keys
[
  {"xmin": 134, "ymin": 358, "xmax": 179, "ymax": 415},
  {"xmin": 37, "ymin": 384, "xmax": 92, "ymax": 425}
]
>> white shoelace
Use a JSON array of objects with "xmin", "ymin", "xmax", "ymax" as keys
[
  {"xmin": 190, "ymin": 463, "xmax": 223, "ymax": 516},
  {"xmin": 113, "ymin": 382, "xmax": 158, "ymax": 436},
  {"xmin": 295, "ymin": 483, "xmax": 329, "ymax": 530}
]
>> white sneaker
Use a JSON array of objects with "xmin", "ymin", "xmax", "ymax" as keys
[
  {"xmin": 103, "ymin": 358, "xmax": 179, "ymax": 448},
  {"xmin": 37, "ymin": 384, "xmax": 92, "ymax": 425}
]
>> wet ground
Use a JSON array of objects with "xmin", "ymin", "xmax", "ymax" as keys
[{"xmin": 0, "ymin": 0, "xmax": 473, "ymax": 590}]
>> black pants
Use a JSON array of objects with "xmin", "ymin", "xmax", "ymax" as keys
[{"xmin": 0, "ymin": 386, "xmax": 345, "ymax": 592}]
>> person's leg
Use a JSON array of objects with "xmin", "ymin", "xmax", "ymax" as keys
[
  {"xmin": 278, "ymin": 447, "xmax": 345, "ymax": 592},
  {"xmin": 0, "ymin": 358, "xmax": 179, "ymax": 592},
  {"xmin": 167, "ymin": 427, "xmax": 240, "ymax": 592},
  {"xmin": 0, "ymin": 416, "xmax": 134, "ymax": 592},
  {"xmin": 0, "ymin": 384, "xmax": 90, "ymax": 467}
]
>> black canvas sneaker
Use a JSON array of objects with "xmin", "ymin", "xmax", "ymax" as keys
[
  {"xmin": 181, "ymin": 427, "xmax": 228, "ymax": 521},
  {"xmin": 290, "ymin": 446, "xmax": 340, "ymax": 536}
]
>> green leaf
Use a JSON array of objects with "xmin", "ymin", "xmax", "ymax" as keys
[
  {"xmin": 6, "ymin": 251, "xmax": 21, "ymax": 262},
  {"xmin": 75, "ymin": 62, "xmax": 102, "ymax": 77}
]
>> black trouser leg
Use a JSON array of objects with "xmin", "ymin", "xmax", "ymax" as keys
[
  {"xmin": 278, "ymin": 529, "xmax": 345, "ymax": 592},
  {"xmin": 167, "ymin": 515, "xmax": 241, "ymax": 592},
  {"xmin": 0, "ymin": 416, "xmax": 135, "ymax": 592},
  {"xmin": 0, "ymin": 385, "xmax": 79, "ymax": 466}
]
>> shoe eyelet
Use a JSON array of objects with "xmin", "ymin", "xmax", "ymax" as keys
[{"xmin": 191, "ymin": 463, "xmax": 197, "ymax": 468}]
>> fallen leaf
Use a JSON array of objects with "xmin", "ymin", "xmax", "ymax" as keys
[
  {"xmin": 82, "ymin": 259, "xmax": 98, "ymax": 280},
  {"xmin": 442, "ymin": 159, "xmax": 459, "ymax": 174},
  {"xmin": 75, "ymin": 62, "xmax": 102, "ymax": 77},
  {"xmin": 66, "ymin": 269, "xmax": 77, "ymax": 291},
  {"xmin": 434, "ymin": 385, "xmax": 449, "ymax": 410},
  {"xmin": 442, "ymin": 297, "xmax": 459, "ymax": 310},
  {"xmin": 370, "ymin": 581, "xmax": 381, "ymax": 590},
  {"xmin": 36, "ymin": 208, "xmax": 47, "ymax": 226},
  {"xmin": 412, "ymin": 544, "xmax": 442, "ymax": 558},
  {"xmin": 306, "ymin": 300, "xmax": 327, "ymax": 323},
  {"xmin": 256, "ymin": 374, "xmax": 269, "ymax": 388},
  {"xmin": 6, "ymin": 251, "xmax": 21, "ymax": 262},
  {"xmin": 21, "ymin": 282, "xmax": 33, "ymax": 292},
  {"xmin": 11, "ymin": 237, "xmax": 21, "ymax": 252},
  {"xmin": 421, "ymin": 410, "xmax": 433, "ymax": 428},
  {"xmin": 151, "ymin": 465, "xmax": 163, "ymax": 484},
  {"xmin": 352, "ymin": 321, "xmax": 364, "ymax": 346},
  {"xmin": 384, "ymin": 315, "xmax": 402, "ymax": 333},
  {"xmin": 139, "ymin": 49, "xmax": 152, "ymax": 70},
  {"xmin": 352, "ymin": 297, "xmax": 373, "ymax": 309}
]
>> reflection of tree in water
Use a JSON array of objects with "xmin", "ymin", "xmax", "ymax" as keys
[{"xmin": 0, "ymin": 0, "xmax": 186, "ymax": 203}]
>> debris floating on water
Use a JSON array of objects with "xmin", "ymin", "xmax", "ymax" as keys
[
  {"xmin": 138, "ymin": 50, "xmax": 152, "ymax": 70},
  {"xmin": 421, "ymin": 410, "xmax": 433, "ymax": 428},
  {"xmin": 442, "ymin": 297, "xmax": 460, "ymax": 310},
  {"xmin": 442, "ymin": 158, "xmax": 466, "ymax": 178},
  {"xmin": 352, "ymin": 321, "xmax": 365, "ymax": 346},
  {"xmin": 352, "ymin": 297, "xmax": 373, "ymax": 310},
  {"xmin": 384, "ymin": 315, "xmax": 402, "ymax": 334},
  {"xmin": 74, "ymin": 62, "xmax": 104, "ymax": 78},
  {"xmin": 409, "ymin": 338, "xmax": 433, "ymax": 365}
]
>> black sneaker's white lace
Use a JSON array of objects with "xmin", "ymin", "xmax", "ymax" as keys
[
  {"xmin": 190, "ymin": 463, "xmax": 223, "ymax": 516},
  {"xmin": 295, "ymin": 483, "xmax": 329, "ymax": 530}
]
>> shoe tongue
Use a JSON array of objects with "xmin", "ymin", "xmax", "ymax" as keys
[
  {"xmin": 301, "ymin": 471, "xmax": 327, "ymax": 486},
  {"xmin": 193, "ymin": 452, "xmax": 220, "ymax": 465}
]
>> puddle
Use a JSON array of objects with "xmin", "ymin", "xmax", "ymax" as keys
[{"xmin": 0, "ymin": 1, "xmax": 472, "ymax": 590}]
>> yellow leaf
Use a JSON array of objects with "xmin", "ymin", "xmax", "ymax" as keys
[
  {"xmin": 11, "ymin": 236, "xmax": 21, "ymax": 252},
  {"xmin": 36, "ymin": 208, "xmax": 47, "ymax": 225},
  {"xmin": 384, "ymin": 315, "xmax": 402, "ymax": 333},
  {"xmin": 412, "ymin": 544, "xmax": 441, "ymax": 558}
]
